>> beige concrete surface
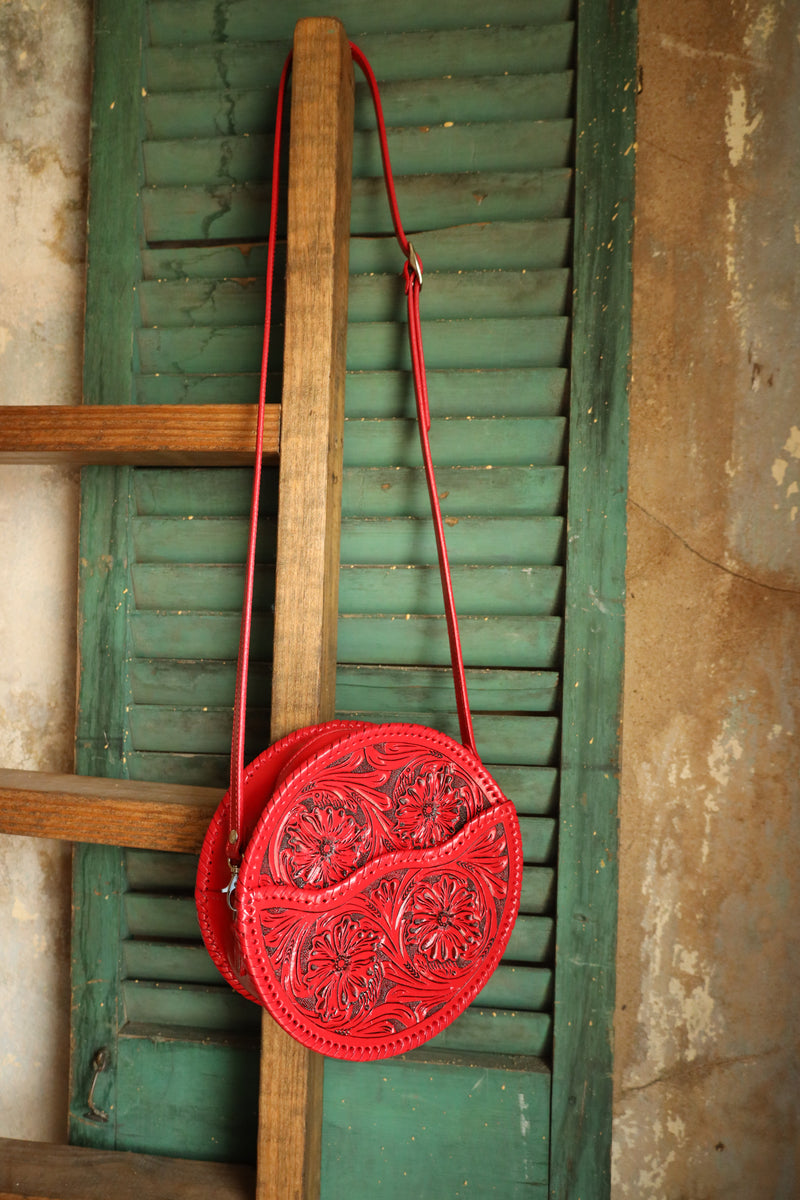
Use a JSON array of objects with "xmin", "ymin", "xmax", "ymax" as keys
[
  {"xmin": 613, "ymin": 1, "xmax": 799, "ymax": 1195},
  {"xmin": 0, "ymin": 0, "xmax": 89, "ymax": 1141}
]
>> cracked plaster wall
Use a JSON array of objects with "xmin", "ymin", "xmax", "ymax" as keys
[
  {"xmin": 0, "ymin": 0, "xmax": 90, "ymax": 1141},
  {"xmin": 0, "ymin": 0, "xmax": 797, "ymax": 1191},
  {"xmin": 614, "ymin": 0, "xmax": 799, "ymax": 1196}
]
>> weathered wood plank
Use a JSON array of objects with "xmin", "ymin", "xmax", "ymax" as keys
[
  {"xmin": 122, "ymin": 980, "xmax": 261, "ymax": 1032},
  {"xmin": 130, "ymin": 513, "xmax": 563, "ymax": 567},
  {"xmin": 549, "ymin": 1, "xmax": 636, "ymax": 1196},
  {"xmin": 131, "ymin": 516, "xmax": 275, "ymax": 564},
  {"xmin": 130, "ymin": 561, "xmax": 562, "ymax": 616},
  {"xmin": 114, "ymin": 1036, "xmax": 260, "ymax": 1164},
  {"xmin": 0, "ymin": 406, "xmax": 280, "ymax": 466},
  {"xmin": 338, "ymin": 516, "xmax": 564, "ymax": 565},
  {"xmin": 321, "ymin": 1056, "xmax": 550, "ymax": 1198},
  {"xmin": 145, "ymin": 21, "xmax": 574, "ymax": 82},
  {"xmin": 144, "ymin": 73, "xmax": 574, "ymax": 139},
  {"xmin": 126, "ymin": 612, "xmax": 561, "ymax": 668},
  {"xmin": 124, "ymin": 847, "xmax": 199, "ymax": 889},
  {"xmin": 137, "ymin": 267, "xmax": 571, "ymax": 326},
  {"xmin": 143, "ymin": 119, "xmax": 573, "ymax": 186},
  {"xmin": 335, "ymin": 615, "xmax": 562, "ymax": 670},
  {"xmin": 334, "ymin": 665, "xmax": 560, "ymax": 711},
  {"xmin": 148, "ymin": 0, "xmax": 572, "ymax": 44},
  {"xmin": 128, "ymin": 661, "xmax": 559, "ymax": 712},
  {"xmin": 0, "ymin": 769, "xmax": 220, "ymax": 851},
  {"xmin": 343, "ymin": 416, "xmax": 567, "ymax": 467},
  {"xmin": 136, "ymin": 366, "xmax": 569, "ymax": 416},
  {"xmin": 0, "ymin": 1138, "xmax": 255, "ymax": 1200},
  {"xmin": 477, "ymin": 965, "xmax": 552, "ymax": 1011},
  {"xmin": 142, "ymin": 170, "xmax": 573, "ymax": 242},
  {"xmin": 123, "ymin": 940, "xmax": 222, "ymax": 984},
  {"xmin": 341, "ymin": 466, "xmax": 565, "ymax": 517},
  {"xmin": 141, "ymin": 220, "xmax": 573, "ymax": 279},
  {"xmin": 127, "ymin": 707, "xmax": 558, "ymax": 765},
  {"xmin": 426, "ymin": 1007, "xmax": 552, "ymax": 1057},
  {"xmin": 256, "ymin": 19, "xmax": 354, "ymax": 1200},
  {"xmin": 136, "ymin": 318, "xmax": 569, "ymax": 375},
  {"xmin": 69, "ymin": 844, "xmax": 125, "ymax": 1151}
]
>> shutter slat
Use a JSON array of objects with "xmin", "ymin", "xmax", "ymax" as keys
[
  {"xmin": 142, "ymin": 170, "xmax": 573, "ymax": 242},
  {"xmin": 133, "ymin": 515, "xmax": 563, "ymax": 567},
  {"xmin": 336, "ymin": 615, "xmax": 562, "ymax": 671},
  {"xmin": 144, "ymin": 73, "xmax": 574, "ymax": 139},
  {"xmin": 426, "ymin": 1007, "xmax": 551, "ymax": 1057},
  {"xmin": 124, "ymin": 941, "xmax": 220, "ymax": 984},
  {"xmin": 344, "ymin": 416, "xmax": 567, "ymax": 467},
  {"xmin": 141, "ymin": 219, "xmax": 573, "ymax": 278},
  {"xmin": 138, "ymin": 268, "xmax": 571, "ymax": 326},
  {"xmin": 131, "ymin": 563, "xmax": 562, "ymax": 615},
  {"xmin": 341, "ymin": 468, "xmax": 565, "ymax": 517},
  {"xmin": 145, "ymin": 23, "xmax": 574, "ymax": 83},
  {"xmin": 128, "ymin": 662, "xmax": 559, "ymax": 712},
  {"xmin": 136, "ymin": 318, "xmax": 569, "ymax": 374},
  {"xmin": 143, "ymin": 120, "xmax": 573, "ymax": 186},
  {"xmin": 476, "ymin": 966, "xmax": 552, "ymax": 1012},
  {"xmin": 129, "ymin": 613, "xmax": 562, "ymax": 670},
  {"xmin": 135, "ymin": 367, "xmax": 569, "ymax": 417},
  {"xmin": 129, "ymin": 706, "xmax": 558, "ymax": 764},
  {"xmin": 123, "ymin": 981, "xmax": 261, "ymax": 1032}
]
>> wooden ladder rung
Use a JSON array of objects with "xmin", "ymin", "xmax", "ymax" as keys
[
  {"xmin": 0, "ymin": 405, "xmax": 280, "ymax": 466},
  {"xmin": 0, "ymin": 769, "xmax": 221, "ymax": 853}
]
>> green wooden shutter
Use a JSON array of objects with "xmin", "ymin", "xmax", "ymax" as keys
[{"xmin": 71, "ymin": 1, "xmax": 631, "ymax": 1194}]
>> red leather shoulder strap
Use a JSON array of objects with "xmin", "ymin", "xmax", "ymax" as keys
[{"xmin": 228, "ymin": 45, "xmax": 477, "ymax": 861}]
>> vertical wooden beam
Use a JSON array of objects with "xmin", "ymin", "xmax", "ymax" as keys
[
  {"xmin": 256, "ymin": 18, "xmax": 354, "ymax": 1200},
  {"xmin": 70, "ymin": 0, "xmax": 147, "ymax": 1146},
  {"xmin": 550, "ymin": 1, "xmax": 636, "ymax": 1197}
]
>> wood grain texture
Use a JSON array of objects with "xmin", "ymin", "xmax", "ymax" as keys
[
  {"xmin": 268, "ymin": 16, "xmax": 353, "ymax": 740},
  {"xmin": 0, "ymin": 1138, "xmax": 254, "ymax": 1200},
  {"xmin": 0, "ymin": 406, "xmax": 280, "ymax": 466},
  {"xmin": 257, "ymin": 19, "xmax": 354, "ymax": 1200},
  {"xmin": 0, "ymin": 769, "xmax": 221, "ymax": 852},
  {"xmin": 549, "ymin": 1, "xmax": 636, "ymax": 1196}
]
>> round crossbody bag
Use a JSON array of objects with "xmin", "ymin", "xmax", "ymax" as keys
[{"xmin": 196, "ymin": 44, "xmax": 523, "ymax": 1061}]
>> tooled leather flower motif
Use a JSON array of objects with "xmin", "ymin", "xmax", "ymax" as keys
[
  {"xmin": 409, "ymin": 874, "xmax": 482, "ymax": 963},
  {"xmin": 395, "ymin": 764, "xmax": 468, "ymax": 846},
  {"xmin": 284, "ymin": 805, "xmax": 363, "ymax": 888},
  {"xmin": 306, "ymin": 915, "xmax": 384, "ymax": 1022}
]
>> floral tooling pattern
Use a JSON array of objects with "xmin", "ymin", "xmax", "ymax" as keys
[
  {"xmin": 284, "ymin": 804, "xmax": 363, "ymax": 888},
  {"xmin": 230, "ymin": 729, "xmax": 522, "ymax": 1057},
  {"xmin": 306, "ymin": 914, "xmax": 384, "ymax": 1022},
  {"xmin": 270, "ymin": 746, "xmax": 487, "ymax": 889},
  {"xmin": 409, "ymin": 874, "xmax": 482, "ymax": 965},
  {"xmin": 247, "ymin": 804, "xmax": 517, "ymax": 1050}
]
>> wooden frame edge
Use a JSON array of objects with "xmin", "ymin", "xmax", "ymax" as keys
[{"xmin": 549, "ymin": 0, "xmax": 637, "ymax": 1196}]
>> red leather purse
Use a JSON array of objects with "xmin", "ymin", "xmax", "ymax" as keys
[{"xmin": 196, "ymin": 45, "xmax": 522, "ymax": 1061}]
